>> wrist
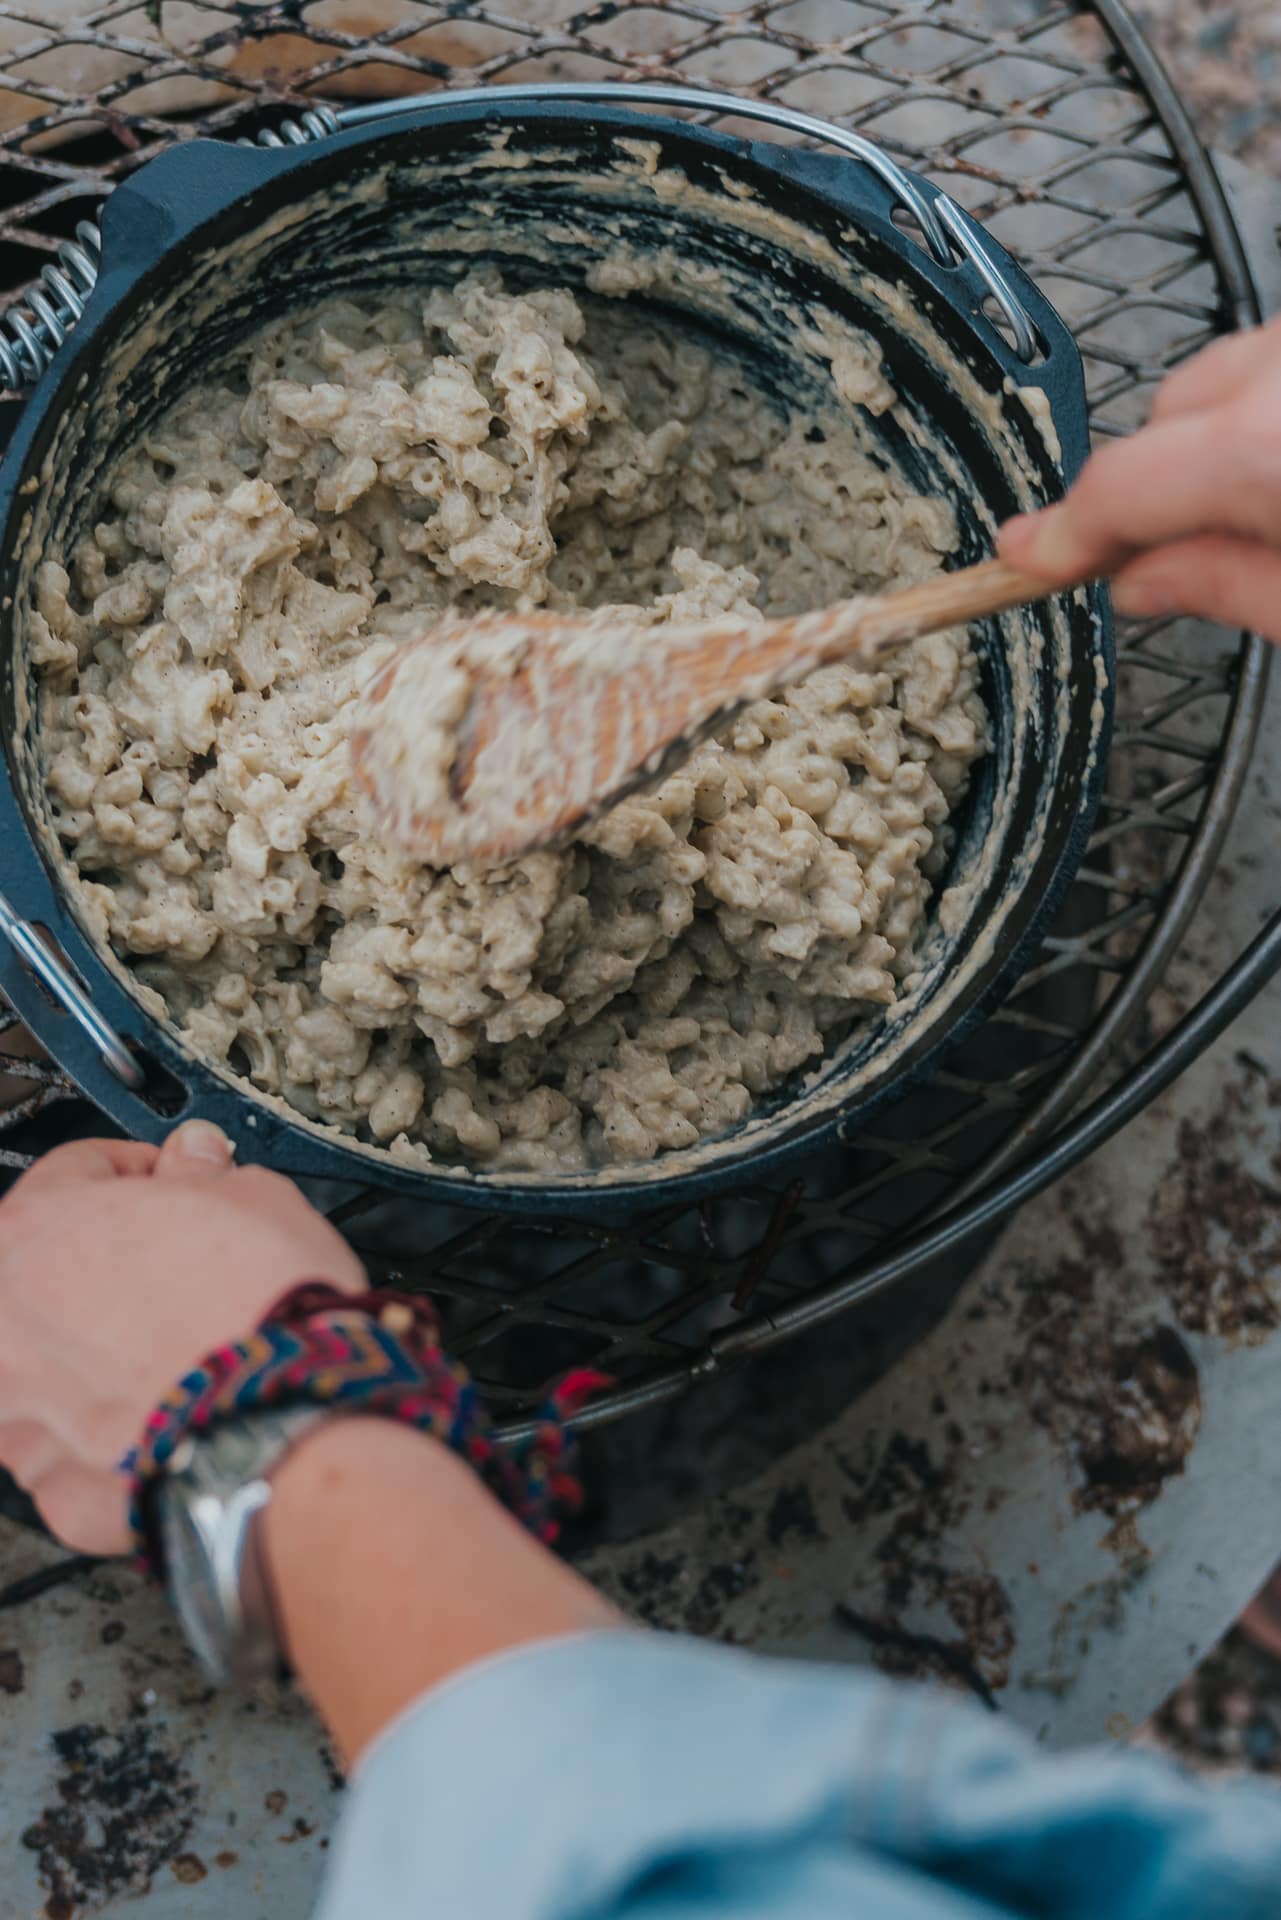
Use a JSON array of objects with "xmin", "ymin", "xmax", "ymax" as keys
[
  {"xmin": 263, "ymin": 1418, "xmax": 621, "ymax": 1767},
  {"xmin": 136, "ymin": 1287, "xmax": 616, "ymax": 1756}
]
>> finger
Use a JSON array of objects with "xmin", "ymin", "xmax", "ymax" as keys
[
  {"xmin": 997, "ymin": 410, "xmax": 1278, "ymax": 584},
  {"xmin": 1110, "ymin": 534, "xmax": 1281, "ymax": 642},
  {"xmin": 230, "ymin": 1162, "xmax": 316, "ymax": 1214},
  {"xmin": 0, "ymin": 1418, "xmax": 61, "ymax": 1490},
  {"xmin": 8, "ymin": 1138, "xmax": 161, "ymax": 1195},
  {"xmin": 1149, "ymin": 322, "xmax": 1277, "ymax": 423},
  {"xmin": 153, "ymin": 1118, "xmax": 236, "ymax": 1182},
  {"xmin": 29, "ymin": 1462, "xmax": 130, "ymax": 1557}
]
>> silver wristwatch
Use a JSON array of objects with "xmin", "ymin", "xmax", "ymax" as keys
[{"xmin": 156, "ymin": 1405, "xmax": 327, "ymax": 1688}]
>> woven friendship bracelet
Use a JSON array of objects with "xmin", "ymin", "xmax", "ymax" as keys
[{"xmin": 128, "ymin": 1281, "xmax": 608, "ymax": 1580}]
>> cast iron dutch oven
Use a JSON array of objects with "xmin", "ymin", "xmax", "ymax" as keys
[{"xmin": 0, "ymin": 94, "xmax": 1113, "ymax": 1211}]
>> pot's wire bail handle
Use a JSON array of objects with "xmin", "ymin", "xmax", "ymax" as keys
[
  {"xmin": 0, "ymin": 889, "xmax": 142, "ymax": 1087},
  {"xmin": 0, "ymin": 86, "xmax": 1042, "ymax": 393},
  {"xmin": 331, "ymin": 83, "xmax": 1045, "ymax": 364}
]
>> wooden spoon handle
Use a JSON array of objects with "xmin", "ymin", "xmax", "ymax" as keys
[{"xmin": 840, "ymin": 557, "xmax": 1070, "ymax": 660}]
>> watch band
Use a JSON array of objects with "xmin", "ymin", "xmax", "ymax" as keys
[{"xmin": 131, "ymin": 1282, "xmax": 606, "ymax": 1581}]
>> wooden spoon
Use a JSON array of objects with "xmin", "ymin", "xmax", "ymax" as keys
[{"xmin": 351, "ymin": 556, "xmax": 1072, "ymax": 868}]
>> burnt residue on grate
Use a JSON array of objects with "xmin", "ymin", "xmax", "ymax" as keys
[
  {"xmin": 834, "ymin": 1599, "xmax": 1005, "ymax": 1711},
  {"xmin": 21, "ymin": 1721, "xmax": 197, "ymax": 1916},
  {"xmin": 682, "ymin": 1553, "xmax": 761, "ymax": 1640},
  {"xmin": 1077, "ymin": 1328, "xmax": 1200, "ymax": 1516},
  {"xmin": 615, "ymin": 1550, "xmax": 687, "ymax": 1627}
]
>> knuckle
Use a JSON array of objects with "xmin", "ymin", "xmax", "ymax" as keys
[
  {"xmin": 230, "ymin": 1164, "xmax": 291, "ymax": 1206},
  {"xmin": 81, "ymin": 1399, "xmax": 132, "ymax": 1466},
  {"xmin": 0, "ymin": 1436, "xmax": 41, "ymax": 1488},
  {"xmin": 0, "ymin": 1184, "xmax": 34, "ymax": 1225},
  {"xmin": 1065, "ymin": 459, "xmax": 1125, "ymax": 537},
  {"xmin": 1228, "ymin": 410, "xmax": 1281, "ymax": 499},
  {"xmin": 1150, "ymin": 363, "xmax": 1193, "ymax": 421}
]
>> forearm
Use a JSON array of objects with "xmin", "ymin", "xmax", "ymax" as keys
[
  {"xmin": 316, "ymin": 1630, "xmax": 1281, "ymax": 1920},
  {"xmin": 263, "ymin": 1418, "xmax": 622, "ymax": 1767}
]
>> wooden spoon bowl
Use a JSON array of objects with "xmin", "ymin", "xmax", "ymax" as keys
[{"xmin": 350, "ymin": 558, "xmax": 1070, "ymax": 868}]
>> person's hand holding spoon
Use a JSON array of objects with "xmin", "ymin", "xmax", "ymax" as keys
[{"xmin": 999, "ymin": 314, "xmax": 1281, "ymax": 634}]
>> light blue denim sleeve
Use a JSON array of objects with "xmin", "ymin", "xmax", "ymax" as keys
[{"xmin": 315, "ymin": 1630, "xmax": 1281, "ymax": 1920}]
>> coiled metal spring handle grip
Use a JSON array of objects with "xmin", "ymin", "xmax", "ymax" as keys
[{"xmin": 0, "ymin": 220, "xmax": 101, "ymax": 392}]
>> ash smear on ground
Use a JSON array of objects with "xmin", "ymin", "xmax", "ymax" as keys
[
  {"xmin": 613, "ymin": 1551, "xmax": 687, "ymax": 1628},
  {"xmin": 1148, "ymin": 1073, "xmax": 1281, "ymax": 1343},
  {"xmin": 1144, "ymin": 1629, "xmax": 1281, "ymax": 1775},
  {"xmin": 598, "ymin": 1503, "xmax": 762, "ymax": 1640},
  {"xmin": 766, "ymin": 1483, "xmax": 822, "ymax": 1547},
  {"xmin": 1024, "ymin": 1554, "xmax": 1154, "ymax": 1699},
  {"xmin": 1012, "ymin": 1210, "xmax": 1201, "ymax": 1523},
  {"xmin": 21, "ymin": 1721, "xmax": 197, "ymax": 1913},
  {"xmin": 838, "ymin": 1424, "xmax": 1015, "ymax": 1695},
  {"xmin": 683, "ymin": 1551, "xmax": 759, "ymax": 1640}
]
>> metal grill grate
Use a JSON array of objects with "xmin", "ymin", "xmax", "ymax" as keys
[{"xmin": 0, "ymin": 0, "xmax": 1265, "ymax": 1435}]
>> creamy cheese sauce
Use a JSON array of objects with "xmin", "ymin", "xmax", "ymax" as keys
[{"xmin": 33, "ymin": 271, "xmax": 988, "ymax": 1171}]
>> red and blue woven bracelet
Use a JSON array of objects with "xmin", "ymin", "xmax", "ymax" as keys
[{"xmin": 127, "ymin": 1281, "xmax": 607, "ymax": 1581}]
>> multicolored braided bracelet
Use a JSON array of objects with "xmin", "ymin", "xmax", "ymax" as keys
[{"xmin": 127, "ymin": 1281, "xmax": 608, "ymax": 1581}]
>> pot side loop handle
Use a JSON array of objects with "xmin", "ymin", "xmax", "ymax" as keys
[
  {"xmin": 930, "ymin": 192, "xmax": 1041, "ymax": 366},
  {"xmin": 0, "ymin": 220, "xmax": 102, "ymax": 392},
  {"xmin": 0, "ymin": 889, "xmax": 142, "ymax": 1088}
]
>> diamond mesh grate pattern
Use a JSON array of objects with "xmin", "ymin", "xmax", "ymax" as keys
[{"xmin": 0, "ymin": 0, "xmax": 1263, "ymax": 1424}]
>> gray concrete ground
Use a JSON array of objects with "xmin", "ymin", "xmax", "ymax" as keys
[{"xmin": 0, "ymin": 3, "xmax": 1277, "ymax": 1913}]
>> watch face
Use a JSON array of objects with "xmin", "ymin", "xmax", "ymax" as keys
[
  {"xmin": 161, "ymin": 1490, "xmax": 232, "ymax": 1683},
  {"xmin": 156, "ymin": 1418, "xmax": 314, "ymax": 1689}
]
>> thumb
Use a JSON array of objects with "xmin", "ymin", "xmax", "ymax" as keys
[
  {"xmin": 154, "ymin": 1118, "xmax": 236, "ymax": 1181},
  {"xmin": 1110, "ymin": 534, "xmax": 1281, "ymax": 641}
]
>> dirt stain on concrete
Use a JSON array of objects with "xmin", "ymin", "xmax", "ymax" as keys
[{"xmin": 21, "ymin": 1721, "xmax": 197, "ymax": 1912}]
